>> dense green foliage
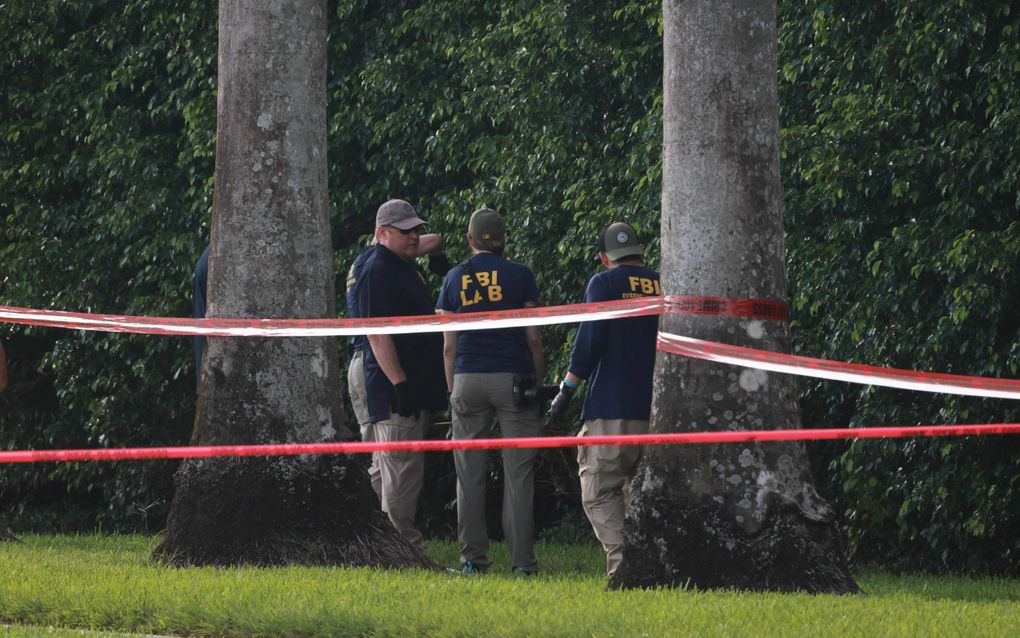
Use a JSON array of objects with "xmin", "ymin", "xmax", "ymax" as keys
[
  {"xmin": 3, "ymin": 535, "xmax": 1020, "ymax": 637},
  {"xmin": 1, "ymin": 0, "xmax": 1018, "ymax": 573},
  {"xmin": 779, "ymin": 1, "xmax": 1020, "ymax": 572},
  {"xmin": 0, "ymin": 0, "xmax": 216, "ymax": 530}
]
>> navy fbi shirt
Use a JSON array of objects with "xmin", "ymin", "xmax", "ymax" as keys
[
  {"xmin": 567, "ymin": 264, "xmax": 661, "ymax": 421},
  {"xmin": 356, "ymin": 245, "xmax": 446, "ymax": 423},
  {"xmin": 437, "ymin": 252, "xmax": 539, "ymax": 374}
]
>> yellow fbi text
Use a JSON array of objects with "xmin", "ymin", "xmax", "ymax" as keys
[
  {"xmin": 622, "ymin": 276, "xmax": 661, "ymax": 299},
  {"xmin": 461, "ymin": 271, "xmax": 503, "ymax": 306}
]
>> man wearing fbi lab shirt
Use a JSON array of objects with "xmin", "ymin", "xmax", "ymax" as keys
[
  {"xmin": 548, "ymin": 221, "xmax": 661, "ymax": 576},
  {"xmin": 436, "ymin": 207, "xmax": 544, "ymax": 575}
]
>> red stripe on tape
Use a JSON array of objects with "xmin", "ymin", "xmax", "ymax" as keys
[
  {"xmin": 656, "ymin": 332, "xmax": 1020, "ymax": 400},
  {"xmin": 1, "ymin": 423, "xmax": 1018, "ymax": 463},
  {"xmin": 666, "ymin": 296, "xmax": 789, "ymax": 321},
  {"xmin": 0, "ymin": 295, "xmax": 787, "ymax": 337}
]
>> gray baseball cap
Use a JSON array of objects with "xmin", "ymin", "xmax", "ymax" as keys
[
  {"xmin": 599, "ymin": 222, "xmax": 644, "ymax": 261},
  {"xmin": 468, "ymin": 207, "xmax": 505, "ymax": 240},
  {"xmin": 376, "ymin": 199, "xmax": 426, "ymax": 230}
]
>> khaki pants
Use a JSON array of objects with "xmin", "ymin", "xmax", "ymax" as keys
[
  {"xmin": 375, "ymin": 410, "xmax": 428, "ymax": 554},
  {"xmin": 347, "ymin": 350, "xmax": 381, "ymax": 500},
  {"xmin": 577, "ymin": 418, "xmax": 648, "ymax": 576},
  {"xmin": 451, "ymin": 372, "xmax": 540, "ymax": 572}
]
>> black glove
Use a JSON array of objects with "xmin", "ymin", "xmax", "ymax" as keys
[
  {"xmin": 392, "ymin": 381, "xmax": 418, "ymax": 418},
  {"xmin": 547, "ymin": 382, "xmax": 576, "ymax": 422}
]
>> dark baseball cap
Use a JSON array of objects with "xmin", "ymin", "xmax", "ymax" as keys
[
  {"xmin": 468, "ymin": 207, "xmax": 505, "ymax": 240},
  {"xmin": 376, "ymin": 199, "xmax": 426, "ymax": 230},
  {"xmin": 598, "ymin": 222, "xmax": 644, "ymax": 261}
]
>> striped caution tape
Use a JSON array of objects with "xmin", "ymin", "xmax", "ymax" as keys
[{"xmin": 656, "ymin": 332, "xmax": 1020, "ymax": 400}]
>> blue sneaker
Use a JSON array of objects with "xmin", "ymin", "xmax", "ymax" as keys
[{"xmin": 462, "ymin": 560, "xmax": 488, "ymax": 574}]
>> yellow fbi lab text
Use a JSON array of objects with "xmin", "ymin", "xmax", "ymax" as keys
[{"xmin": 460, "ymin": 271, "xmax": 503, "ymax": 306}]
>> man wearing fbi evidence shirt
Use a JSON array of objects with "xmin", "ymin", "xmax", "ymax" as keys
[
  {"xmin": 548, "ymin": 221, "xmax": 661, "ymax": 577},
  {"xmin": 436, "ymin": 207, "xmax": 545, "ymax": 575},
  {"xmin": 356, "ymin": 199, "xmax": 446, "ymax": 553}
]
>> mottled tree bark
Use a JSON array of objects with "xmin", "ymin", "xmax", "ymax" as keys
[
  {"xmin": 610, "ymin": 0, "xmax": 858, "ymax": 592},
  {"xmin": 154, "ymin": 0, "xmax": 430, "ymax": 568}
]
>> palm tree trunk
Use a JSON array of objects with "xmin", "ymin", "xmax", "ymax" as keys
[
  {"xmin": 610, "ymin": 0, "xmax": 858, "ymax": 593},
  {"xmin": 154, "ymin": 0, "xmax": 430, "ymax": 568}
]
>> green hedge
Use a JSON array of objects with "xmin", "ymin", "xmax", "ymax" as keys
[{"xmin": 779, "ymin": 0, "xmax": 1020, "ymax": 572}]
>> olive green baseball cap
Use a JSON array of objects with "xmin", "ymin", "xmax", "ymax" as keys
[
  {"xmin": 599, "ymin": 222, "xmax": 644, "ymax": 261},
  {"xmin": 468, "ymin": 207, "xmax": 505, "ymax": 241}
]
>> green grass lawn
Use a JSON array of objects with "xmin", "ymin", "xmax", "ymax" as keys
[{"xmin": 1, "ymin": 535, "xmax": 1018, "ymax": 637}]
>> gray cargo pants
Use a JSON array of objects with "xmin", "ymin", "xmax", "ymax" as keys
[
  {"xmin": 451, "ymin": 372, "xmax": 540, "ymax": 572},
  {"xmin": 375, "ymin": 409, "xmax": 428, "ymax": 555},
  {"xmin": 577, "ymin": 418, "xmax": 648, "ymax": 576}
]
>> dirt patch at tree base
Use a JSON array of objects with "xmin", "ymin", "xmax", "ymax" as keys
[{"xmin": 153, "ymin": 454, "xmax": 433, "ymax": 569}]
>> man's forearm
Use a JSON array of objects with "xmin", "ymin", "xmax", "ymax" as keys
[
  {"xmin": 526, "ymin": 329, "xmax": 545, "ymax": 382},
  {"xmin": 442, "ymin": 333, "xmax": 456, "ymax": 392},
  {"xmin": 437, "ymin": 310, "xmax": 456, "ymax": 391},
  {"xmin": 417, "ymin": 233, "xmax": 443, "ymax": 256}
]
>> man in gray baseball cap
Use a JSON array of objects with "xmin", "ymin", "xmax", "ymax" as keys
[
  {"xmin": 344, "ymin": 201, "xmax": 445, "ymax": 503},
  {"xmin": 353, "ymin": 198, "xmax": 447, "ymax": 553}
]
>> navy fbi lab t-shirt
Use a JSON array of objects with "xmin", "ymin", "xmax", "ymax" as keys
[
  {"xmin": 567, "ymin": 264, "xmax": 661, "ymax": 421},
  {"xmin": 437, "ymin": 252, "xmax": 539, "ymax": 374},
  {"xmin": 356, "ymin": 245, "xmax": 446, "ymax": 423}
]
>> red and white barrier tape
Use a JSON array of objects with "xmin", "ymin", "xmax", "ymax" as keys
[
  {"xmin": 656, "ymin": 332, "xmax": 1020, "ymax": 400},
  {"xmin": 3, "ymin": 298, "xmax": 1017, "ymax": 399},
  {"xmin": 5, "ymin": 295, "xmax": 1019, "ymax": 465},
  {"xmin": 0, "ymin": 295, "xmax": 786, "ymax": 337},
  {"xmin": 1, "ymin": 423, "xmax": 1018, "ymax": 463},
  {"xmin": 0, "ymin": 298, "xmax": 657, "ymax": 336}
]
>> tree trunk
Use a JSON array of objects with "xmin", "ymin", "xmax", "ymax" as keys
[
  {"xmin": 154, "ymin": 0, "xmax": 430, "ymax": 568},
  {"xmin": 610, "ymin": 0, "xmax": 858, "ymax": 593}
]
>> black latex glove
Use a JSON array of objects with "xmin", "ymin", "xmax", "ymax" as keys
[
  {"xmin": 547, "ymin": 388, "xmax": 574, "ymax": 422},
  {"xmin": 392, "ymin": 381, "xmax": 418, "ymax": 418}
]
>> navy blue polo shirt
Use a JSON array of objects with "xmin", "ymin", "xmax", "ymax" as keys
[
  {"xmin": 344, "ymin": 245, "xmax": 375, "ymax": 354},
  {"xmin": 567, "ymin": 264, "xmax": 661, "ymax": 421},
  {"xmin": 356, "ymin": 245, "xmax": 446, "ymax": 423},
  {"xmin": 436, "ymin": 252, "xmax": 539, "ymax": 374}
]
